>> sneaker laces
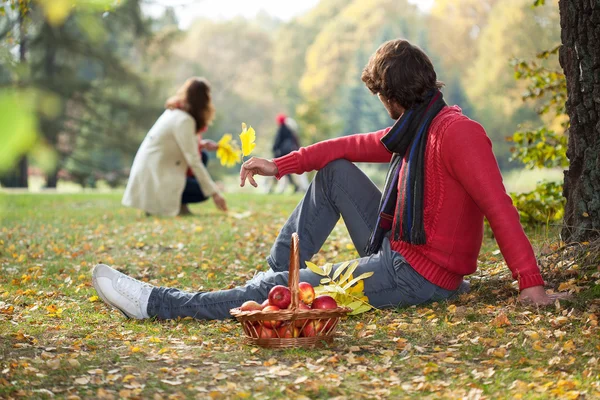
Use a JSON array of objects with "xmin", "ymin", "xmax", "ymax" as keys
[{"xmin": 114, "ymin": 274, "xmax": 153, "ymax": 303}]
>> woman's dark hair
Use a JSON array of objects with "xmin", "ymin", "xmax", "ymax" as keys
[
  {"xmin": 361, "ymin": 39, "xmax": 444, "ymax": 109},
  {"xmin": 165, "ymin": 77, "xmax": 215, "ymax": 132}
]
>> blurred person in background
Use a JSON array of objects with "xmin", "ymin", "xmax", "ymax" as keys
[
  {"xmin": 269, "ymin": 114, "xmax": 308, "ymax": 193},
  {"xmin": 183, "ymin": 128, "xmax": 220, "ymax": 215},
  {"xmin": 122, "ymin": 77, "xmax": 227, "ymax": 217}
]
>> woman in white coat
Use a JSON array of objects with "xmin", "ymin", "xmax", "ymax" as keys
[{"xmin": 122, "ymin": 77, "xmax": 228, "ymax": 216}]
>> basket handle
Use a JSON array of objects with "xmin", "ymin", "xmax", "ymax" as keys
[{"xmin": 288, "ymin": 232, "xmax": 300, "ymax": 310}]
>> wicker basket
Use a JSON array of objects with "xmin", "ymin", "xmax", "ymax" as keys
[{"xmin": 230, "ymin": 233, "xmax": 351, "ymax": 348}]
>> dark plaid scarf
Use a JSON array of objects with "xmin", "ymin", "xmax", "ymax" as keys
[{"xmin": 365, "ymin": 90, "xmax": 447, "ymax": 255}]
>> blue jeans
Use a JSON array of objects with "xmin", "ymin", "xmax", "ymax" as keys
[
  {"xmin": 147, "ymin": 160, "xmax": 459, "ymax": 320},
  {"xmin": 181, "ymin": 151, "xmax": 209, "ymax": 204}
]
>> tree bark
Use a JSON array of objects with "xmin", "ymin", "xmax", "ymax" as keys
[{"xmin": 559, "ymin": 0, "xmax": 600, "ymax": 243}]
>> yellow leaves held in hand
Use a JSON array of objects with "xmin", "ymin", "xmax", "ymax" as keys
[
  {"xmin": 239, "ymin": 122, "xmax": 256, "ymax": 157},
  {"xmin": 216, "ymin": 134, "xmax": 242, "ymax": 167},
  {"xmin": 215, "ymin": 121, "xmax": 256, "ymax": 165}
]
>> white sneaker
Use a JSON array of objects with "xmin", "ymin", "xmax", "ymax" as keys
[{"xmin": 92, "ymin": 264, "xmax": 153, "ymax": 319}]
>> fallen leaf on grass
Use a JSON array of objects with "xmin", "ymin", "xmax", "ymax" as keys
[
  {"xmin": 74, "ymin": 376, "xmax": 90, "ymax": 385},
  {"xmin": 491, "ymin": 313, "xmax": 511, "ymax": 327},
  {"xmin": 161, "ymin": 379, "xmax": 183, "ymax": 386}
]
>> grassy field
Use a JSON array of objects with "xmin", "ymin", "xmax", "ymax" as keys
[{"xmin": 0, "ymin": 192, "xmax": 598, "ymax": 399}]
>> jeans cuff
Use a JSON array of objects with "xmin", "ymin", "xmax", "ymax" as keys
[
  {"xmin": 146, "ymin": 287, "xmax": 160, "ymax": 317},
  {"xmin": 266, "ymin": 255, "xmax": 284, "ymax": 272}
]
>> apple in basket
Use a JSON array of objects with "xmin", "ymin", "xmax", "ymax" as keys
[
  {"xmin": 261, "ymin": 299, "xmax": 270, "ymax": 308},
  {"xmin": 277, "ymin": 324, "xmax": 301, "ymax": 338},
  {"xmin": 298, "ymin": 282, "xmax": 315, "ymax": 305},
  {"xmin": 312, "ymin": 295, "xmax": 339, "ymax": 331},
  {"xmin": 268, "ymin": 285, "xmax": 292, "ymax": 309},
  {"xmin": 240, "ymin": 300, "xmax": 264, "ymax": 312},
  {"xmin": 302, "ymin": 319, "xmax": 325, "ymax": 337},
  {"xmin": 293, "ymin": 301, "xmax": 311, "ymax": 328},
  {"xmin": 311, "ymin": 295, "xmax": 338, "ymax": 310},
  {"xmin": 256, "ymin": 326, "xmax": 276, "ymax": 339},
  {"xmin": 262, "ymin": 305, "xmax": 282, "ymax": 329}
]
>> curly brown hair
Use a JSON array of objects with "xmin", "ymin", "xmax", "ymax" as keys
[
  {"xmin": 361, "ymin": 39, "xmax": 444, "ymax": 110},
  {"xmin": 165, "ymin": 77, "xmax": 215, "ymax": 132}
]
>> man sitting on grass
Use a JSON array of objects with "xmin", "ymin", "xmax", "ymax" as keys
[{"xmin": 92, "ymin": 39, "xmax": 567, "ymax": 321}]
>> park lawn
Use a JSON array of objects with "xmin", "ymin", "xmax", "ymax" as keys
[{"xmin": 0, "ymin": 192, "xmax": 598, "ymax": 400}]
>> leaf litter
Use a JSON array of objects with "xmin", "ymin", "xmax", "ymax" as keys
[{"xmin": 0, "ymin": 193, "xmax": 598, "ymax": 398}]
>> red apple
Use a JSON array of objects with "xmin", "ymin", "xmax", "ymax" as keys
[
  {"xmin": 293, "ymin": 301, "xmax": 311, "ymax": 328},
  {"xmin": 268, "ymin": 285, "xmax": 292, "ymax": 309},
  {"xmin": 261, "ymin": 299, "xmax": 270, "ymax": 308},
  {"xmin": 311, "ymin": 295, "xmax": 338, "ymax": 310},
  {"xmin": 302, "ymin": 319, "xmax": 324, "ymax": 337},
  {"xmin": 312, "ymin": 295, "xmax": 339, "ymax": 331},
  {"xmin": 256, "ymin": 326, "xmax": 275, "ymax": 339},
  {"xmin": 261, "ymin": 305, "xmax": 282, "ymax": 329},
  {"xmin": 298, "ymin": 282, "xmax": 315, "ymax": 305},
  {"xmin": 240, "ymin": 300, "xmax": 264, "ymax": 312},
  {"xmin": 277, "ymin": 324, "xmax": 300, "ymax": 338}
]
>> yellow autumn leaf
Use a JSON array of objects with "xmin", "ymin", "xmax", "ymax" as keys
[
  {"xmin": 216, "ymin": 134, "xmax": 242, "ymax": 167},
  {"xmin": 347, "ymin": 278, "xmax": 364, "ymax": 294},
  {"xmin": 305, "ymin": 261, "xmax": 327, "ymax": 276},
  {"xmin": 239, "ymin": 123, "xmax": 256, "ymax": 157},
  {"xmin": 312, "ymin": 260, "xmax": 373, "ymax": 314},
  {"xmin": 88, "ymin": 295, "xmax": 99, "ymax": 302}
]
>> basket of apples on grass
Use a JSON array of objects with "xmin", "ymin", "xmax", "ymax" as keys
[{"xmin": 230, "ymin": 233, "xmax": 351, "ymax": 348}]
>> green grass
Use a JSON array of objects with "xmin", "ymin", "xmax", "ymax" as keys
[{"xmin": 0, "ymin": 192, "xmax": 598, "ymax": 399}]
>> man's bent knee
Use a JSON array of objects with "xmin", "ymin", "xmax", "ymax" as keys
[{"xmin": 317, "ymin": 159, "xmax": 356, "ymax": 183}]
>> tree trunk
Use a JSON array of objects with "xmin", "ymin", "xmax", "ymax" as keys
[
  {"xmin": 558, "ymin": 0, "xmax": 600, "ymax": 243},
  {"xmin": 0, "ymin": 4, "xmax": 31, "ymax": 189},
  {"xmin": 46, "ymin": 167, "xmax": 59, "ymax": 189},
  {"xmin": 0, "ymin": 157, "xmax": 28, "ymax": 187}
]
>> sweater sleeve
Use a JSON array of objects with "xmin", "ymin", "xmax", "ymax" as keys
[
  {"xmin": 172, "ymin": 114, "xmax": 219, "ymax": 197},
  {"xmin": 273, "ymin": 127, "xmax": 393, "ymax": 177},
  {"xmin": 442, "ymin": 120, "xmax": 544, "ymax": 290}
]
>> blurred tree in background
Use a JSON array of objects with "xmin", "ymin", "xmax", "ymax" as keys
[
  {"xmin": 0, "ymin": 0, "xmax": 176, "ymax": 188},
  {"xmin": 0, "ymin": 0, "xmax": 565, "ymax": 190}
]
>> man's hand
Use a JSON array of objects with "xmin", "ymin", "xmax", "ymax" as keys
[
  {"xmin": 519, "ymin": 285, "xmax": 570, "ymax": 305},
  {"xmin": 212, "ymin": 193, "xmax": 228, "ymax": 212},
  {"xmin": 240, "ymin": 157, "xmax": 279, "ymax": 188},
  {"xmin": 200, "ymin": 139, "xmax": 219, "ymax": 152}
]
